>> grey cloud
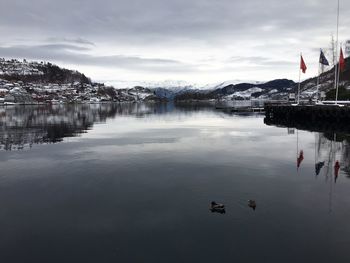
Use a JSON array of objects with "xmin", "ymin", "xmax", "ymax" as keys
[
  {"xmin": 38, "ymin": 44, "xmax": 91, "ymax": 51},
  {"xmin": 46, "ymin": 37, "xmax": 96, "ymax": 46},
  {"xmin": 0, "ymin": 44, "xmax": 195, "ymax": 73},
  {"xmin": 228, "ymin": 56, "xmax": 295, "ymax": 67},
  {"xmin": 0, "ymin": 0, "xmax": 349, "ymax": 82},
  {"xmin": 1, "ymin": 0, "xmax": 348, "ymax": 44}
]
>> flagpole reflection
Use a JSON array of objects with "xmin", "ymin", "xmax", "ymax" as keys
[
  {"xmin": 328, "ymin": 133, "xmax": 336, "ymax": 213},
  {"xmin": 314, "ymin": 132, "xmax": 317, "ymax": 176}
]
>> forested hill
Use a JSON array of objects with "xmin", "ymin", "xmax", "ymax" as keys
[{"xmin": 0, "ymin": 58, "xmax": 91, "ymax": 84}]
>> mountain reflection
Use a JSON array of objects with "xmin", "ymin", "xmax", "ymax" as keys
[{"xmin": 0, "ymin": 103, "xmax": 176, "ymax": 151}]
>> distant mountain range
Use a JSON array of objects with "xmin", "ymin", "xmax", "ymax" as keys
[{"xmin": 0, "ymin": 57, "xmax": 349, "ymax": 103}]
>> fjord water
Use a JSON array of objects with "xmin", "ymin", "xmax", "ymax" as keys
[{"xmin": 1, "ymin": 103, "xmax": 350, "ymax": 263}]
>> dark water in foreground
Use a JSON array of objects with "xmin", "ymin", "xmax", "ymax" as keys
[{"xmin": 1, "ymin": 103, "xmax": 350, "ymax": 263}]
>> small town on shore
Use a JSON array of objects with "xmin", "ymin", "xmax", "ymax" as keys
[{"xmin": 0, "ymin": 53, "xmax": 349, "ymax": 107}]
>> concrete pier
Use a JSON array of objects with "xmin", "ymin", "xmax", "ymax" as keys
[
  {"xmin": 264, "ymin": 104, "xmax": 350, "ymax": 134},
  {"xmin": 265, "ymin": 104, "xmax": 350, "ymax": 122}
]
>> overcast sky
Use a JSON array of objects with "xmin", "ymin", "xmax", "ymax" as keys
[{"xmin": 1, "ymin": 0, "xmax": 349, "ymax": 86}]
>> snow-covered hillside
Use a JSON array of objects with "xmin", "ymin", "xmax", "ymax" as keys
[
  {"xmin": 10, "ymin": 57, "xmax": 350, "ymax": 103},
  {"xmin": 0, "ymin": 58, "xmax": 44, "ymax": 76}
]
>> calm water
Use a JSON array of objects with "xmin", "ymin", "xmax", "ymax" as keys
[{"xmin": 1, "ymin": 103, "xmax": 350, "ymax": 263}]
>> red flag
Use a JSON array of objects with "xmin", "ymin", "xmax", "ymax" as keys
[
  {"xmin": 300, "ymin": 55, "xmax": 307, "ymax": 73},
  {"xmin": 339, "ymin": 48, "xmax": 345, "ymax": 72}
]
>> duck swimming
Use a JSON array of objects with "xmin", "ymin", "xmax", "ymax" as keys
[
  {"xmin": 210, "ymin": 201, "xmax": 225, "ymax": 213},
  {"xmin": 248, "ymin": 200, "xmax": 256, "ymax": 210}
]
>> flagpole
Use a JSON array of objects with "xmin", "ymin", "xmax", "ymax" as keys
[
  {"xmin": 297, "ymin": 53, "xmax": 302, "ymax": 105},
  {"xmin": 317, "ymin": 53, "xmax": 321, "ymax": 102},
  {"xmin": 334, "ymin": 0, "xmax": 340, "ymax": 104},
  {"xmin": 336, "ymin": 43, "xmax": 342, "ymax": 102}
]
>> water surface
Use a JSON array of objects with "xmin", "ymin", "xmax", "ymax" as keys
[{"xmin": 1, "ymin": 103, "xmax": 350, "ymax": 263}]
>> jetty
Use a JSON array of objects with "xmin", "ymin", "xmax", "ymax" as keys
[
  {"xmin": 264, "ymin": 102, "xmax": 350, "ymax": 132},
  {"xmin": 216, "ymin": 105, "xmax": 264, "ymax": 113},
  {"xmin": 215, "ymin": 99, "xmax": 266, "ymax": 113}
]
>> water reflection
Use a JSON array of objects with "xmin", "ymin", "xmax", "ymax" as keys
[
  {"xmin": 0, "ymin": 102, "xmax": 262, "ymax": 151},
  {"xmin": 297, "ymin": 150, "xmax": 304, "ymax": 169},
  {"xmin": 0, "ymin": 103, "xmax": 180, "ymax": 150},
  {"xmin": 282, "ymin": 124, "xmax": 349, "ymax": 214},
  {"xmin": 2, "ymin": 103, "xmax": 350, "ymax": 262},
  {"xmin": 334, "ymin": 161, "xmax": 340, "ymax": 183},
  {"xmin": 312, "ymin": 133, "xmax": 349, "ymax": 181},
  {"xmin": 315, "ymin": 161, "xmax": 325, "ymax": 176},
  {"xmin": 267, "ymin": 117, "xmax": 350, "ymax": 180}
]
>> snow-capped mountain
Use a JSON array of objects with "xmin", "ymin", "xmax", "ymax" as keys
[
  {"xmin": 201, "ymin": 80, "xmax": 266, "ymax": 91},
  {"xmin": 107, "ymin": 80, "xmax": 199, "ymax": 90},
  {"xmin": 174, "ymin": 79, "xmax": 296, "ymax": 101},
  {"xmin": 5, "ymin": 57, "xmax": 350, "ymax": 103}
]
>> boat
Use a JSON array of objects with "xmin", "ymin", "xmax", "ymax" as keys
[{"xmin": 4, "ymin": 101, "xmax": 16, "ymax": 105}]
